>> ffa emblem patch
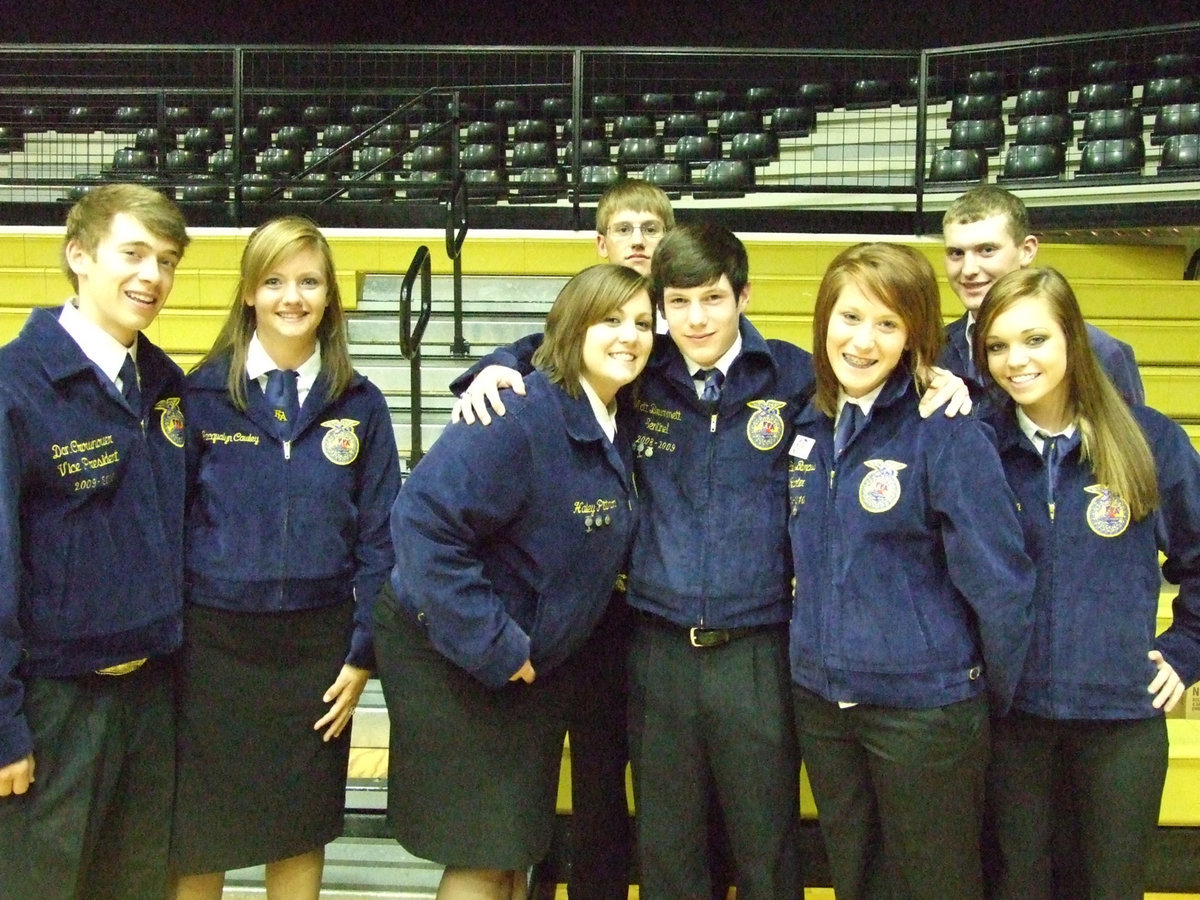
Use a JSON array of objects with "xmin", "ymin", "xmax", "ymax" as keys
[
  {"xmin": 321, "ymin": 418, "xmax": 361, "ymax": 465},
  {"xmin": 858, "ymin": 459, "xmax": 907, "ymax": 514},
  {"xmin": 746, "ymin": 399, "xmax": 786, "ymax": 451},
  {"xmin": 1084, "ymin": 484, "xmax": 1130, "ymax": 538},
  {"xmin": 154, "ymin": 397, "xmax": 185, "ymax": 448}
]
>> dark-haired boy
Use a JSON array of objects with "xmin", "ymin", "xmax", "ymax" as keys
[
  {"xmin": 0, "ymin": 183, "xmax": 190, "ymax": 898},
  {"xmin": 458, "ymin": 223, "xmax": 809, "ymax": 898}
]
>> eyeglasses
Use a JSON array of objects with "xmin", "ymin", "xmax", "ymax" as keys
[{"xmin": 607, "ymin": 221, "xmax": 664, "ymax": 239}]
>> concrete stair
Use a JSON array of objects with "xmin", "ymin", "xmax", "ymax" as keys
[{"xmin": 351, "ymin": 272, "xmax": 564, "ymax": 461}]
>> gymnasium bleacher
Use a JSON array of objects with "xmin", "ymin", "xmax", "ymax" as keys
[{"xmin": 2, "ymin": 21, "xmax": 1200, "ymax": 899}]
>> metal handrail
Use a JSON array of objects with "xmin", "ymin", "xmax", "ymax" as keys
[{"xmin": 399, "ymin": 244, "xmax": 433, "ymax": 468}]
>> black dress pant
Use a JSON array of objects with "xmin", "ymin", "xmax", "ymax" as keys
[
  {"xmin": 0, "ymin": 661, "xmax": 174, "ymax": 900},
  {"xmin": 794, "ymin": 686, "xmax": 990, "ymax": 900},
  {"xmin": 565, "ymin": 595, "xmax": 634, "ymax": 900},
  {"xmin": 628, "ymin": 618, "xmax": 801, "ymax": 900},
  {"xmin": 984, "ymin": 710, "xmax": 1167, "ymax": 900}
]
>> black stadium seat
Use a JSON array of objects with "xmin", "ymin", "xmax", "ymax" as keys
[
  {"xmin": 769, "ymin": 106, "xmax": 815, "ymax": 138},
  {"xmin": 1077, "ymin": 137, "xmax": 1145, "ymax": 176},
  {"xmin": 1079, "ymin": 107, "xmax": 1142, "ymax": 146},
  {"xmin": 1074, "ymin": 82, "xmax": 1131, "ymax": 113},
  {"xmin": 928, "ymin": 147, "xmax": 986, "ymax": 183},
  {"xmin": 512, "ymin": 118, "xmax": 553, "ymax": 143},
  {"xmin": 1001, "ymin": 143, "xmax": 1065, "ymax": 180},
  {"xmin": 563, "ymin": 116, "xmax": 605, "ymax": 140},
  {"xmin": 729, "ymin": 131, "xmax": 779, "ymax": 164},
  {"xmin": 562, "ymin": 138, "xmax": 610, "ymax": 166},
  {"xmin": 591, "ymin": 95, "xmax": 624, "ymax": 117},
  {"xmin": 642, "ymin": 161, "xmax": 689, "ymax": 192},
  {"xmin": 950, "ymin": 93, "xmax": 1002, "ymax": 122},
  {"xmin": 577, "ymin": 163, "xmax": 624, "ymax": 195},
  {"xmin": 541, "ymin": 97, "xmax": 569, "ymax": 120},
  {"xmin": 1014, "ymin": 88, "xmax": 1068, "ymax": 119},
  {"xmin": 663, "ymin": 113, "xmax": 708, "ymax": 139},
  {"xmin": 1151, "ymin": 103, "xmax": 1200, "ymax": 145},
  {"xmin": 692, "ymin": 90, "xmax": 729, "ymax": 115},
  {"xmin": 616, "ymin": 136, "xmax": 664, "ymax": 167},
  {"xmin": 1022, "ymin": 65, "xmax": 1063, "ymax": 88},
  {"xmin": 847, "ymin": 78, "xmax": 891, "ymax": 110},
  {"xmin": 307, "ymin": 144, "xmax": 352, "ymax": 175},
  {"xmin": 674, "ymin": 134, "xmax": 721, "ymax": 167},
  {"xmin": 111, "ymin": 147, "xmax": 154, "ymax": 173},
  {"xmin": 694, "ymin": 159, "xmax": 751, "ymax": 198},
  {"xmin": 640, "ymin": 93, "xmax": 676, "ymax": 115},
  {"xmin": 1159, "ymin": 133, "xmax": 1200, "ymax": 174},
  {"xmin": 950, "ymin": 118, "xmax": 1005, "ymax": 153},
  {"xmin": 967, "ymin": 70, "xmax": 1003, "ymax": 94},
  {"xmin": 510, "ymin": 141, "xmax": 556, "ymax": 169},
  {"xmin": 461, "ymin": 142, "xmax": 504, "ymax": 171},
  {"xmin": 1015, "ymin": 113, "xmax": 1073, "ymax": 145},
  {"xmin": 257, "ymin": 146, "xmax": 303, "ymax": 176},
  {"xmin": 797, "ymin": 82, "xmax": 835, "ymax": 110},
  {"xmin": 717, "ymin": 109, "xmax": 761, "ymax": 139},
  {"xmin": 611, "ymin": 115, "xmax": 655, "ymax": 141},
  {"xmin": 745, "ymin": 87, "xmax": 780, "ymax": 111},
  {"xmin": 1142, "ymin": 77, "xmax": 1200, "ymax": 111}
]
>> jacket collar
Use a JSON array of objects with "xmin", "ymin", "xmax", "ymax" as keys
[
  {"xmin": 645, "ymin": 316, "xmax": 777, "ymax": 396},
  {"xmin": 797, "ymin": 361, "xmax": 917, "ymax": 428},
  {"xmin": 189, "ymin": 351, "xmax": 363, "ymax": 439},
  {"xmin": 29, "ymin": 306, "xmax": 178, "ymax": 403}
]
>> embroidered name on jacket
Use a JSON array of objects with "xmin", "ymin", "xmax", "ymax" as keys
[
  {"xmin": 858, "ymin": 459, "xmax": 907, "ymax": 513},
  {"xmin": 50, "ymin": 432, "xmax": 120, "ymax": 489},
  {"xmin": 1084, "ymin": 484, "xmax": 1131, "ymax": 537},
  {"xmin": 574, "ymin": 497, "xmax": 621, "ymax": 532}
]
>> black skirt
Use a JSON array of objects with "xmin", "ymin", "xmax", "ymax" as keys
[
  {"xmin": 374, "ymin": 590, "xmax": 574, "ymax": 869},
  {"xmin": 170, "ymin": 599, "xmax": 354, "ymax": 874}
]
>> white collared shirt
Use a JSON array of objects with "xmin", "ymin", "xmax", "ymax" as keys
[
  {"xmin": 246, "ymin": 333, "xmax": 322, "ymax": 407},
  {"xmin": 58, "ymin": 300, "xmax": 138, "ymax": 395},
  {"xmin": 579, "ymin": 377, "xmax": 618, "ymax": 443},
  {"xmin": 835, "ymin": 382, "xmax": 884, "ymax": 425},
  {"xmin": 1016, "ymin": 406, "xmax": 1076, "ymax": 454},
  {"xmin": 685, "ymin": 335, "xmax": 743, "ymax": 398}
]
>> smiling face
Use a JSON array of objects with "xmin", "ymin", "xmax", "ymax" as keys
[
  {"xmin": 943, "ymin": 214, "xmax": 1038, "ymax": 312},
  {"xmin": 597, "ymin": 211, "xmax": 667, "ymax": 276},
  {"xmin": 579, "ymin": 290, "xmax": 654, "ymax": 404},
  {"xmin": 66, "ymin": 211, "xmax": 181, "ymax": 347},
  {"xmin": 246, "ymin": 245, "xmax": 329, "ymax": 366},
  {"xmin": 661, "ymin": 275, "xmax": 749, "ymax": 369},
  {"xmin": 825, "ymin": 281, "xmax": 908, "ymax": 399},
  {"xmin": 983, "ymin": 293, "xmax": 1071, "ymax": 431}
]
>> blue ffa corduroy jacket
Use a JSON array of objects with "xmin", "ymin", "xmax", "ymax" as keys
[
  {"xmin": 452, "ymin": 318, "xmax": 816, "ymax": 630},
  {"xmin": 183, "ymin": 354, "xmax": 400, "ymax": 669},
  {"xmin": 0, "ymin": 307, "xmax": 186, "ymax": 766},
  {"xmin": 624, "ymin": 319, "xmax": 814, "ymax": 628},
  {"xmin": 988, "ymin": 402, "xmax": 1200, "ymax": 720},
  {"xmin": 941, "ymin": 312, "xmax": 1145, "ymax": 411},
  {"xmin": 787, "ymin": 366, "xmax": 1035, "ymax": 713},
  {"xmin": 390, "ymin": 371, "xmax": 638, "ymax": 689}
]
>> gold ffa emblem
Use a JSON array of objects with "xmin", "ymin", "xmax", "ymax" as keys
[
  {"xmin": 858, "ymin": 459, "xmax": 907, "ymax": 514},
  {"xmin": 274, "ymin": 409, "xmax": 288, "ymax": 423},
  {"xmin": 1085, "ymin": 484, "xmax": 1131, "ymax": 538},
  {"xmin": 746, "ymin": 399, "xmax": 786, "ymax": 451},
  {"xmin": 154, "ymin": 397, "xmax": 185, "ymax": 448},
  {"xmin": 321, "ymin": 418, "xmax": 360, "ymax": 466}
]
